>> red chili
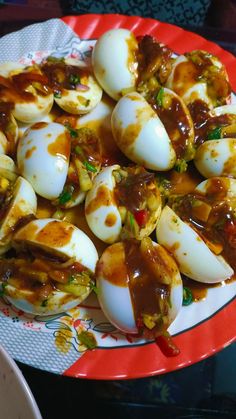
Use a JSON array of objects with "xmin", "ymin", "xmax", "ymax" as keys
[
  {"xmin": 155, "ymin": 333, "xmax": 180, "ymax": 357},
  {"xmin": 134, "ymin": 209, "xmax": 148, "ymax": 228}
]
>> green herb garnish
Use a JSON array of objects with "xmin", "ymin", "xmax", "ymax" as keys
[
  {"xmin": 183, "ymin": 287, "xmax": 193, "ymax": 306},
  {"xmin": 41, "ymin": 299, "xmax": 48, "ymax": 307},
  {"xmin": 84, "ymin": 161, "xmax": 97, "ymax": 173},
  {"xmin": 68, "ymin": 275, "xmax": 76, "ymax": 283},
  {"xmin": 207, "ymin": 126, "xmax": 222, "ymax": 140},
  {"xmin": 69, "ymin": 74, "xmax": 80, "ymax": 85},
  {"xmin": 174, "ymin": 159, "xmax": 188, "ymax": 173},
  {"xmin": 59, "ymin": 189, "xmax": 72, "ymax": 205},
  {"xmin": 156, "ymin": 87, "xmax": 164, "ymax": 107},
  {"xmin": 54, "ymin": 91, "xmax": 62, "ymax": 99},
  {"xmin": 77, "ymin": 331, "xmax": 97, "ymax": 350},
  {"xmin": 90, "ymin": 282, "xmax": 99, "ymax": 295},
  {"xmin": 75, "ymin": 145, "xmax": 83, "ymax": 155},
  {"xmin": 129, "ymin": 213, "xmax": 135, "ymax": 232},
  {"xmin": 0, "ymin": 283, "xmax": 7, "ymax": 297},
  {"xmin": 65, "ymin": 123, "xmax": 78, "ymax": 138}
]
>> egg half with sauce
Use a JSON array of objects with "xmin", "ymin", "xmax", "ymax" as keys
[
  {"xmin": 0, "ymin": 104, "xmax": 18, "ymax": 155},
  {"xmin": 166, "ymin": 50, "xmax": 230, "ymax": 108},
  {"xmin": 92, "ymin": 28, "xmax": 138, "ymax": 101},
  {"xmin": 96, "ymin": 238, "xmax": 183, "ymax": 336},
  {"xmin": 41, "ymin": 57, "xmax": 103, "ymax": 115},
  {"xmin": 85, "ymin": 164, "xmax": 162, "ymax": 243},
  {"xmin": 0, "ymin": 165, "xmax": 37, "ymax": 255},
  {"xmin": 0, "ymin": 62, "xmax": 54, "ymax": 123},
  {"xmin": 111, "ymin": 92, "xmax": 176, "ymax": 171},
  {"xmin": 17, "ymin": 122, "xmax": 70, "ymax": 200},
  {"xmin": 0, "ymin": 218, "xmax": 98, "ymax": 315},
  {"xmin": 156, "ymin": 204, "xmax": 234, "ymax": 283}
]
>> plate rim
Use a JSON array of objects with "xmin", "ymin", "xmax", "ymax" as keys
[{"xmin": 0, "ymin": 13, "xmax": 236, "ymax": 380}]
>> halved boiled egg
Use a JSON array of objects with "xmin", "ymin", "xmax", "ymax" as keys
[
  {"xmin": 156, "ymin": 206, "xmax": 233, "ymax": 283},
  {"xmin": 0, "ymin": 218, "xmax": 98, "ymax": 315},
  {"xmin": 146, "ymin": 87, "xmax": 195, "ymax": 165},
  {"xmin": 0, "ymin": 174, "xmax": 37, "ymax": 254},
  {"xmin": 111, "ymin": 92, "xmax": 176, "ymax": 170},
  {"xmin": 52, "ymin": 127, "xmax": 102, "ymax": 209},
  {"xmin": 194, "ymin": 138, "xmax": 236, "ymax": 178},
  {"xmin": 166, "ymin": 51, "xmax": 231, "ymax": 108},
  {"xmin": 85, "ymin": 165, "xmax": 162, "ymax": 243},
  {"xmin": 17, "ymin": 122, "xmax": 70, "ymax": 200},
  {"xmin": 96, "ymin": 238, "xmax": 183, "ymax": 336},
  {"xmin": 41, "ymin": 57, "xmax": 102, "ymax": 114},
  {"xmin": 92, "ymin": 28, "xmax": 138, "ymax": 101},
  {"xmin": 0, "ymin": 103, "xmax": 18, "ymax": 155},
  {"xmin": 0, "ymin": 62, "xmax": 54, "ymax": 123}
]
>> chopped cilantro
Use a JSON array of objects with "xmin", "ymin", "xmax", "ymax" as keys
[
  {"xmin": 90, "ymin": 282, "xmax": 99, "ymax": 295},
  {"xmin": 207, "ymin": 126, "xmax": 222, "ymax": 140},
  {"xmin": 41, "ymin": 299, "xmax": 48, "ymax": 307},
  {"xmin": 0, "ymin": 283, "xmax": 7, "ymax": 297},
  {"xmin": 69, "ymin": 74, "xmax": 80, "ymax": 85},
  {"xmin": 65, "ymin": 123, "xmax": 78, "ymax": 138},
  {"xmin": 54, "ymin": 91, "xmax": 62, "ymax": 99},
  {"xmin": 183, "ymin": 287, "xmax": 193, "ymax": 306},
  {"xmin": 84, "ymin": 161, "xmax": 97, "ymax": 173},
  {"xmin": 59, "ymin": 187, "xmax": 74, "ymax": 205},
  {"xmin": 129, "ymin": 213, "xmax": 135, "ymax": 232},
  {"xmin": 174, "ymin": 159, "xmax": 188, "ymax": 173},
  {"xmin": 156, "ymin": 87, "xmax": 164, "ymax": 107}
]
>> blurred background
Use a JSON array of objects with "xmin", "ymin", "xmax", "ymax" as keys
[{"xmin": 0, "ymin": 1, "xmax": 236, "ymax": 418}]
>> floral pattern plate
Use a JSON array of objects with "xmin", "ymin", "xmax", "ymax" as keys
[{"xmin": 0, "ymin": 14, "xmax": 236, "ymax": 379}]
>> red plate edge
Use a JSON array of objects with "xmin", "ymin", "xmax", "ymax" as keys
[{"xmin": 60, "ymin": 14, "xmax": 236, "ymax": 379}]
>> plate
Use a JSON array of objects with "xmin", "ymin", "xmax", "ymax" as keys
[
  {"xmin": 0, "ymin": 345, "xmax": 42, "ymax": 419},
  {"xmin": 0, "ymin": 14, "xmax": 236, "ymax": 380}
]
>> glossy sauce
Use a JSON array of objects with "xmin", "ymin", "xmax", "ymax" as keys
[{"xmin": 125, "ymin": 240, "xmax": 170, "ymax": 338}]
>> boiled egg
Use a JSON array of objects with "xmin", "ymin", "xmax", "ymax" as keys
[
  {"xmin": 1, "ymin": 218, "xmax": 98, "ymax": 315},
  {"xmin": 17, "ymin": 122, "xmax": 70, "ymax": 200},
  {"xmin": 0, "ymin": 175, "xmax": 37, "ymax": 255},
  {"xmin": 166, "ymin": 51, "xmax": 230, "ymax": 108},
  {"xmin": 41, "ymin": 57, "xmax": 102, "ymax": 114},
  {"xmin": 150, "ymin": 87, "xmax": 195, "ymax": 163},
  {"xmin": 156, "ymin": 206, "xmax": 233, "ymax": 283},
  {"xmin": 85, "ymin": 165, "xmax": 162, "ymax": 243},
  {"xmin": 194, "ymin": 138, "xmax": 236, "ymax": 178},
  {"xmin": 96, "ymin": 238, "xmax": 183, "ymax": 335},
  {"xmin": 111, "ymin": 92, "xmax": 176, "ymax": 170},
  {"xmin": 92, "ymin": 28, "xmax": 138, "ymax": 101},
  {"xmin": 0, "ymin": 62, "xmax": 54, "ymax": 123},
  {"xmin": 0, "ymin": 107, "xmax": 18, "ymax": 155},
  {"xmin": 53, "ymin": 127, "xmax": 102, "ymax": 209},
  {"xmin": 195, "ymin": 177, "xmax": 236, "ymax": 199}
]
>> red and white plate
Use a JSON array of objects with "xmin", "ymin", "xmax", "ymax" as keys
[{"xmin": 0, "ymin": 14, "xmax": 235, "ymax": 379}]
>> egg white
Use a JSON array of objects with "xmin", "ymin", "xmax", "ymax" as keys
[
  {"xmin": 17, "ymin": 122, "xmax": 70, "ymax": 200},
  {"xmin": 111, "ymin": 92, "xmax": 176, "ymax": 170},
  {"xmin": 156, "ymin": 206, "xmax": 233, "ymax": 283},
  {"xmin": 92, "ymin": 28, "xmax": 138, "ymax": 101}
]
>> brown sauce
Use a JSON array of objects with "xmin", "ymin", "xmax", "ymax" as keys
[
  {"xmin": 137, "ymin": 35, "xmax": 173, "ymax": 84},
  {"xmin": 125, "ymin": 240, "xmax": 171, "ymax": 338},
  {"xmin": 114, "ymin": 168, "xmax": 155, "ymax": 213},
  {"xmin": 188, "ymin": 100, "xmax": 235, "ymax": 147},
  {"xmin": 151, "ymin": 95, "xmax": 192, "ymax": 159},
  {"xmin": 41, "ymin": 61, "xmax": 89, "ymax": 94},
  {"xmin": 170, "ymin": 178, "xmax": 236, "ymax": 271}
]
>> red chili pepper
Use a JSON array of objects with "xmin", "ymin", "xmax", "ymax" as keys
[
  {"xmin": 155, "ymin": 333, "xmax": 180, "ymax": 357},
  {"xmin": 134, "ymin": 209, "xmax": 148, "ymax": 228}
]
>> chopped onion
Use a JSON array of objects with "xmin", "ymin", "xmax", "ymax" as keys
[{"xmin": 76, "ymin": 83, "xmax": 90, "ymax": 91}]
